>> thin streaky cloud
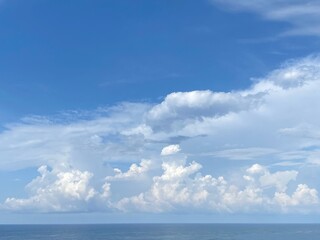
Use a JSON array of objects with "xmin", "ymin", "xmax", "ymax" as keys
[{"xmin": 210, "ymin": 0, "xmax": 320, "ymax": 36}]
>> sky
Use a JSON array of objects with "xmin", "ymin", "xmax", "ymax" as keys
[{"xmin": 1, "ymin": 0, "xmax": 320, "ymax": 223}]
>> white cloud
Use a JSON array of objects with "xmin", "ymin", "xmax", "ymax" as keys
[
  {"xmin": 2, "ymin": 55, "xmax": 320, "ymax": 214},
  {"xmin": 106, "ymin": 159, "xmax": 152, "ymax": 181},
  {"xmin": 245, "ymin": 164, "xmax": 298, "ymax": 192},
  {"xmin": 114, "ymin": 158, "xmax": 225, "ymax": 212},
  {"xmin": 147, "ymin": 90, "xmax": 262, "ymax": 134},
  {"xmin": 4, "ymin": 166, "xmax": 101, "ymax": 212},
  {"xmin": 149, "ymin": 56, "xmax": 320, "ymax": 165},
  {"xmin": 274, "ymin": 184, "xmax": 319, "ymax": 209},
  {"xmin": 3, "ymin": 56, "xmax": 320, "ymax": 172},
  {"xmin": 114, "ymin": 161, "xmax": 318, "ymax": 213},
  {"xmin": 161, "ymin": 144, "xmax": 181, "ymax": 156},
  {"xmin": 0, "ymin": 102, "xmax": 152, "ymax": 171},
  {"xmin": 247, "ymin": 164, "xmax": 266, "ymax": 175},
  {"xmin": 210, "ymin": 0, "xmax": 320, "ymax": 36},
  {"xmin": 2, "ymin": 159, "xmax": 318, "ymax": 213}
]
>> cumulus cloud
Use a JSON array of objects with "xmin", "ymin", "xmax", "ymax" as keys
[
  {"xmin": 4, "ymin": 166, "xmax": 103, "ymax": 212},
  {"xmin": 274, "ymin": 184, "xmax": 319, "ymax": 210},
  {"xmin": 106, "ymin": 159, "xmax": 152, "ymax": 181},
  {"xmin": 2, "ymin": 160, "xmax": 318, "ymax": 213},
  {"xmin": 245, "ymin": 164, "xmax": 298, "ymax": 192},
  {"xmin": 114, "ymin": 160, "xmax": 318, "ymax": 213},
  {"xmin": 210, "ymin": 0, "xmax": 320, "ymax": 36},
  {"xmin": 2, "ymin": 55, "xmax": 320, "ymax": 214},
  {"xmin": 161, "ymin": 144, "xmax": 181, "ymax": 156}
]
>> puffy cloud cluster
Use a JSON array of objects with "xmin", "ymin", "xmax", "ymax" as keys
[
  {"xmin": 274, "ymin": 184, "xmax": 319, "ymax": 209},
  {"xmin": 2, "ymin": 157, "xmax": 319, "ymax": 213},
  {"xmin": 1, "ymin": 56, "xmax": 320, "ymax": 214},
  {"xmin": 4, "ymin": 166, "xmax": 105, "ymax": 212},
  {"xmin": 114, "ymin": 160, "xmax": 318, "ymax": 213}
]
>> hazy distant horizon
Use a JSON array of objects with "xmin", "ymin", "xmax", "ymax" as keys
[{"xmin": 1, "ymin": 224, "xmax": 319, "ymax": 240}]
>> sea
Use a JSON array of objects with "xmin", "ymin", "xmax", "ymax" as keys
[{"xmin": 0, "ymin": 224, "xmax": 319, "ymax": 240}]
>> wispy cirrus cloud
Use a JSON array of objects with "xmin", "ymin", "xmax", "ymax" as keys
[{"xmin": 210, "ymin": 0, "xmax": 320, "ymax": 36}]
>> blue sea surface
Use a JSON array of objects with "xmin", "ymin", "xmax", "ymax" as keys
[{"xmin": 0, "ymin": 224, "xmax": 319, "ymax": 240}]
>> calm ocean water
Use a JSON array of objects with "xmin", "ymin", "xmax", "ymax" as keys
[{"xmin": 0, "ymin": 224, "xmax": 319, "ymax": 240}]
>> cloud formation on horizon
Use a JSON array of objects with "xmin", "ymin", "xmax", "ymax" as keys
[{"xmin": 1, "ymin": 55, "xmax": 320, "ymax": 214}]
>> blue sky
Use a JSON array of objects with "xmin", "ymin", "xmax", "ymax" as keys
[
  {"xmin": 1, "ymin": 0, "xmax": 320, "ymax": 223},
  {"xmin": 2, "ymin": 0, "xmax": 319, "ymax": 121}
]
